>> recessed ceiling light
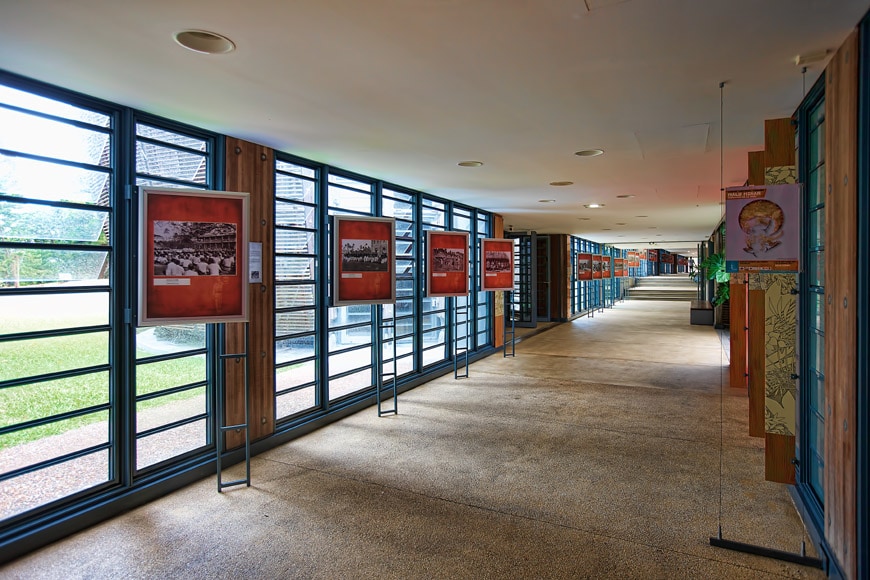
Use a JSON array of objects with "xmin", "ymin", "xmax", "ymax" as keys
[
  {"xmin": 458, "ymin": 160, "xmax": 483, "ymax": 167},
  {"xmin": 577, "ymin": 217, "xmax": 591, "ymax": 221},
  {"xmin": 575, "ymin": 149, "xmax": 605, "ymax": 157},
  {"xmin": 538, "ymin": 199, "xmax": 556, "ymax": 203},
  {"xmin": 655, "ymin": 234, "xmax": 662, "ymax": 236},
  {"xmin": 616, "ymin": 194, "xmax": 635, "ymax": 199},
  {"xmin": 635, "ymin": 215, "xmax": 648, "ymax": 218},
  {"xmin": 615, "ymin": 222, "xmax": 626, "ymax": 225},
  {"xmin": 648, "ymin": 226, "xmax": 657, "ymax": 229},
  {"xmin": 584, "ymin": 203, "xmax": 604, "ymax": 209},
  {"xmin": 602, "ymin": 228, "xmax": 612, "ymax": 231},
  {"xmin": 549, "ymin": 181, "xmax": 573, "ymax": 186},
  {"xmin": 174, "ymin": 30, "xmax": 236, "ymax": 54}
]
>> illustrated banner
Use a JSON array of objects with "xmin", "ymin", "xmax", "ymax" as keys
[
  {"xmin": 138, "ymin": 187, "xmax": 249, "ymax": 326},
  {"xmin": 427, "ymin": 231, "xmax": 469, "ymax": 297},
  {"xmin": 725, "ymin": 183, "xmax": 800, "ymax": 273},
  {"xmin": 602, "ymin": 256, "xmax": 612, "ymax": 278}
]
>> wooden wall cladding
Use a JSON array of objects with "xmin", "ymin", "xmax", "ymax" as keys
[
  {"xmin": 764, "ymin": 118, "xmax": 795, "ymax": 167},
  {"xmin": 824, "ymin": 29, "xmax": 858, "ymax": 579},
  {"xmin": 548, "ymin": 234, "xmax": 569, "ymax": 320},
  {"xmin": 493, "ymin": 215, "xmax": 505, "ymax": 348},
  {"xmin": 748, "ymin": 151, "xmax": 765, "ymax": 186},
  {"xmin": 728, "ymin": 276, "xmax": 747, "ymax": 390},
  {"xmin": 224, "ymin": 138, "xmax": 275, "ymax": 447}
]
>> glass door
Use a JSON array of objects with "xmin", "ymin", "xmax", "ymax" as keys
[{"xmin": 507, "ymin": 233, "xmax": 536, "ymax": 328}]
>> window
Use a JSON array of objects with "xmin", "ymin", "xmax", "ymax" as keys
[
  {"xmin": 133, "ymin": 117, "xmax": 216, "ymax": 471},
  {"xmin": 0, "ymin": 80, "xmax": 116, "ymax": 521},
  {"xmin": 326, "ymin": 173, "xmax": 375, "ymax": 400},
  {"xmin": 797, "ymin": 85, "xmax": 826, "ymax": 508},
  {"xmin": 274, "ymin": 159, "xmax": 319, "ymax": 421}
]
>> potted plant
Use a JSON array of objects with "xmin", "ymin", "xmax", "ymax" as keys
[{"xmin": 699, "ymin": 251, "xmax": 730, "ymax": 306}]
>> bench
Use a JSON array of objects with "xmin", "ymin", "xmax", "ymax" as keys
[{"xmin": 690, "ymin": 300, "xmax": 713, "ymax": 325}]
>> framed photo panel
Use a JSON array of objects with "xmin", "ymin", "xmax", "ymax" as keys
[
  {"xmin": 602, "ymin": 256, "xmax": 612, "ymax": 278},
  {"xmin": 332, "ymin": 215, "xmax": 396, "ymax": 306},
  {"xmin": 592, "ymin": 255, "xmax": 603, "ymax": 279},
  {"xmin": 614, "ymin": 258, "xmax": 625, "ymax": 277},
  {"xmin": 481, "ymin": 238, "xmax": 514, "ymax": 291},
  {"xmin": 427, "ymin": 231, "xmax": 470, "ymax": 297},
  {"xmin": 577, "ymin": 253, "xmax": 593, "ymax": 281},
  {"xmin": 138, "ymin": 187, "xmax": 249, "ymax": 326}
]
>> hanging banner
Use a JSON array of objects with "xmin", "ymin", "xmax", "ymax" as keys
[
  {"xmin": 138, "ymin": 187, "xmax": 249, "ymax": 326},
  {"xmin": 614, "ymin": 258, "xmax": 625, "ymax": 277},
  {"xmin": 577, "ymin": 252, "xmax": 593, "ymax": 280},
  {"xmin": 602, "ymin": 256, "xmax": 612, "ymax": 277},
  {"xmin": 481, "ymin": 238, "xmax": 514, "ymax": 291},
  {"xmin": 592, "ymin": 255, "xmax": 603, "ymax": 279},
  {"xmin": 332, "ymin": 215, "xmax": 396, "ymax": 306},
  {"xmin": 648, "ymin": 249, "xmax": 658, "ymax": 262},
  {"xmin": 426, "ymin": 231, "xmax": 469, "ymax": 297},
  {"xmin": 725, "ymin": 184, "xmax": 800, "ymax": 272}
]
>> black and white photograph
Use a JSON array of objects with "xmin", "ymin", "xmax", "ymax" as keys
[
  {"xmin": 341, "ymin": 239, "xmax": 390, "ymax": 272},
  {"xmin": 432, "ymin": 247, "xmax": 466, "ymax": 273},
  {"xmin": 152, "ymin": 220, "xmax": 237, "ymax": 276},
  {"xmin": 484, "ymin": 250, "xmax": 512, "ymax": 273}
]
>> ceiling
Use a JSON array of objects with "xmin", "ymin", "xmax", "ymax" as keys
[{"xmin": 2, "ymin": 0, "xmax": 868, "ymax": 256}]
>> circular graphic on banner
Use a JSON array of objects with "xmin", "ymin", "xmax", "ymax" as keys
[{"xmin": 738, "ymin": 199, "xmax": 785, "ymax": 256}]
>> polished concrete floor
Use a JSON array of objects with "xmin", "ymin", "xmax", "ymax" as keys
[{"xmin": 3, "ymin": 301, "xmax": 823, "ymax": 579}]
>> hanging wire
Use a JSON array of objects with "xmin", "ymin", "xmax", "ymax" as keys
[{"xmin": 717, "ymin": 80, "xmax": 726, "ymax": 539}]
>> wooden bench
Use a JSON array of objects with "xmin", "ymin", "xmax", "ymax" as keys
[{"xmin": 690, "ymin": 300, "xmax": 713, "ymax": 325}]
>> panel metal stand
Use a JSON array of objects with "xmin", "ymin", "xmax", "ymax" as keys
[
  {"xmin": 503, "ymin": 290, "xmax": 516, "ymax": 357},
  {"xmin": 376, "ymin": 305, "xmax": 398, "ymax": 416},
  {"xmin": 709, "ymin": 530, "xmax": 823, "ymax": 569},
  {"xmin": 453, "ymin": 296, "xmax": 470, "ymax": 378},
  {"xmin": 215, "ymin": 322, "xmax": 251, "ymax": 492}
]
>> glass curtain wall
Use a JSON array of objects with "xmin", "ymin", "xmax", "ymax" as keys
[
  {"xmin": 0, "ymin": 80, "xmax": 117, "ymax": 522},
  {"xmin": 0, "ymin": 74, "xmax": 220, "ymax": 533}
]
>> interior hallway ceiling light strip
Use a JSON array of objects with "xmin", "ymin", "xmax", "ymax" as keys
[{"xmin": 706, "ymin": 81, "xmax": 823, "ymax": 570}]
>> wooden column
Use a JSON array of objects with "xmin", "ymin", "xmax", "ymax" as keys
[
  {"xmin": 548, "ymin": 234, "xmax": 570, "ymax": 320},
  {"xmin": 224, "ymin": 138, "xmax": 275, "ymax": 446},
  {"xmin": 728, "ymin": 275, "xmax": 747, "ymax": 390},
  {"xmin": 762, "ymin": 118, "xmax": 797, "ymax": 484},
  {"xmin": 492, "ymin": 214, "xmax": 505, "ymax": 348},
  {"xmin": 823, "ymin": 29, "xmax": 858, "ymax": 579}
]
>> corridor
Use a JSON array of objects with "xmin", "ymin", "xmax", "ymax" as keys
[{"xmin": 3, "ymin": 300, "xmax": 821, "ymax": 579}]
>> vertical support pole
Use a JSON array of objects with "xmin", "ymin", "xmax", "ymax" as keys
[
  {"xmin": 454, "ymin": 295, "xmax": 470, "ymax": 378},
  {"xmin": 376, "ymin": 304, "xmax": 398, "ymax": 416},
  {"xmin": 503, "ymin": 290, "xmax": 516, "ymax": 357}
]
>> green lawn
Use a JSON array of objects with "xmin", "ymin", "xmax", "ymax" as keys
[{"xmin": 0, "ymin": 311, "xmax": 206, "ymax": 450}]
